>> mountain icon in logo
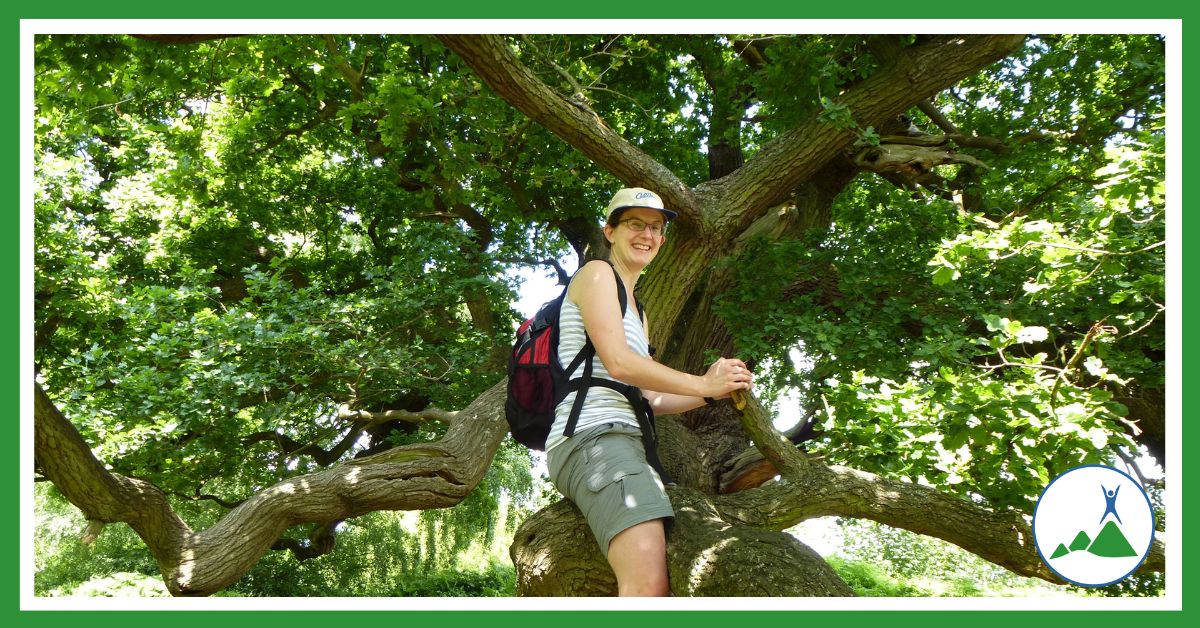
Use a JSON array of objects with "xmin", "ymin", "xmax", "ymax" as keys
[
  {"xmin": 1089, "ymin": 520, "xmax": 1138, "ymax": 557},
  {"xmin": 1048, "ymin": 520, "xmax": 1138, "ymax": 559}
]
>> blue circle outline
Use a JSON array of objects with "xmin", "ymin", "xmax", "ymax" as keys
[{"xmin": 1032, "ymin": 463, "xmax": 1157, "ymax": 587}]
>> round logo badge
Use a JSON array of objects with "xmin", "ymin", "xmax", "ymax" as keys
[{"xmin": 1032, "ymin": 465, "xmax": 1156, "ymax": 587}]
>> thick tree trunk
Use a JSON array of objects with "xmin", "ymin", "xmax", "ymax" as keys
[
  {"xmin": 438, "ymin": 32, "xmax": 1168, "ymax": 594},
  {"xmin": 511, "ymin": 488, "xmax": 853, "ymax": 596},
  {"xmin": 646, "ymin": 160, "xmax": 857, "ymax": 494},
  {"xmin": 439, "ymin": 34, "xmax": 1027, "ymax": 346}
]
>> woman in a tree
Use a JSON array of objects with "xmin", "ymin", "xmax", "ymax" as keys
[{"xmin": 546, "ymin": 187, "xmax": 753, "ymax": 596}]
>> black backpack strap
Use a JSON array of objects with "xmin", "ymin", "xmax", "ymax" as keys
[
  {"xmin": 564, "ymin": 376, "xmax": 669, "ymax": 480},
  {"xmin": 633, "ymin": 295, "xmax": 657, "ymax": 356},
  {"xmin": 563, "ymin": 341, "xmax": 594, "ymax": 438},
  {"xmin": 609, "ymin": 261, "xmax": 630, "ymax": 317},
  {"xmin": 635, "ymin": 397, "xmax": 671, "ymax": 484},
  {"xmin": 619, "ymin": 281, "xmax": 669, "ymax": 480},
  {"xmin": 563, "ymin": 262, "xmax": 628, "ymax": 438}
]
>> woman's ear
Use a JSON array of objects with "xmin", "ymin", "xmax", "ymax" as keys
[{"xmin": 603, "ymin": 224, "xmax": 615, "ymax": 244}]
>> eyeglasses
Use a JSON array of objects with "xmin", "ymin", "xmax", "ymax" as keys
[{"xmin": 618, "ymin": 218, "xmax": 666, "ymax": 236}]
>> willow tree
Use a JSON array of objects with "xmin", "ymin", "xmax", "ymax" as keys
[{"xmin": 33, "ymin": 33, "xmax": 1167, "ymax": 596}]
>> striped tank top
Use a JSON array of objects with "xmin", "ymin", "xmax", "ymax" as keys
[{"xmin": 544, "ymin": 278, "xmax": 649, "ymax": 452}]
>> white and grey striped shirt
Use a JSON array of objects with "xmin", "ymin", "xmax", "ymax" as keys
[{"xmin": 544, "ymin": 280, "xmax": 649, "ymax": 452}]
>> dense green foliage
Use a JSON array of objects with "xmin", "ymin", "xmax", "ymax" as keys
[
  {"xmin": 35, "ymin": 34, "xmax": 534, "ymax": 532},
  {"xmin": 33, "ymin": 33, "xmax": 1165, "ymax": 596},
  {"xmin": 716, "ymin": 35, "xmax": 1165, "ymax": 512}
]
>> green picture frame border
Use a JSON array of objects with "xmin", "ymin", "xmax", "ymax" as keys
[{"xmin": 8, "ymin": 4, "xmax": 1187, "ymax": 625}]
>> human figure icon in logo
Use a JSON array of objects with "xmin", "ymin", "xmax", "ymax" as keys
[{"xmin": 1100, "ymin": 484, "xmax": 1122, "ymax": 525}]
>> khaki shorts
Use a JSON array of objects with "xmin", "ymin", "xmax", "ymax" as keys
[{"xmin": 547, "ymin": 422, "xmax": 674, "ymax": 558}]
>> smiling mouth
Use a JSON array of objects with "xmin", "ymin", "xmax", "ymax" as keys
[{"xmin": 633, "ymin": 244, "xmax": 652, "ymax": 251}]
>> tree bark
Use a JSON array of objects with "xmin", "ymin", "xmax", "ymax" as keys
[
  {"xmin": 512, "ymin": 488, "xmax": 853, "ymax": 596},
  {"xmin": 36, "ymin": 368, "xmax": 1165, "ymax": 595},
  {"xmin": 707, "ymin": 35, "xmax": 1027, "ymax": 239},
  {"xmin": 438, "ymin": 34, "xmax": 1027, "ymax": 341},
  {"xmin": 711, "ymin": 391, "xmax": 1166, "ymax": 583}
]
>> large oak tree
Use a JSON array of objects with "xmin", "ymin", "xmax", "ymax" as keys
[{"xmin": 33, "ymin": 32, "xmax": 1166, "ymax": 596}]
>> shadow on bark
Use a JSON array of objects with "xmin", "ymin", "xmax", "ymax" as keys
[{"xmin": 511, "ymin": 487, "xmax": 853, "ymax": 596}]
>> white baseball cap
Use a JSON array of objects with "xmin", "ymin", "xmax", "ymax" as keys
[{"xmin": 605, "ymin": 187, "xmax": 678, "ymax": 223}]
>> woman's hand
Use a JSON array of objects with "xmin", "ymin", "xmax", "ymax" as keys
[{"xmin": 702, "ymin": 357, "xmax": 753, "ymax": 398}]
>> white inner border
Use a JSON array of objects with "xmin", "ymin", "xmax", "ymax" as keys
[{"xmin": 20, "ymin": 19, "xmax": 1183, "ymax": 612}]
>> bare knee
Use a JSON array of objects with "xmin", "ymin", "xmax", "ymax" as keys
[
  {"xmin": 618, "ymin": 573, "xmax": 670, "ymax": 597},
  {"xmin": 607, "ymin": 520, "xmax": 670, "ymax": 597}
]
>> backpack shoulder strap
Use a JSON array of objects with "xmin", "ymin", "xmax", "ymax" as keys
[
  {"xmin": 600, "ymin": 260, "xmax": 654, "ymax": 353},
  {"xmin": 563, "ymin": 260, "xmax": 633, "ymax": 438},
  {"xmin": 604, "ymin": 259, "xmax": 630, "ymax": 318}
]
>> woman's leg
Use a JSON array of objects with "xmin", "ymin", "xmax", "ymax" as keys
[{"xmin": 606, "ymin": 518, "xmax": 669, "ymax": 596}]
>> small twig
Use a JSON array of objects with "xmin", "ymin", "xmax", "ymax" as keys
[
  {"xmin": 1112, "ymin": 446, "xmax": 1150, "ymax": 487},
  {"xmin": 1073, "ymin": 259, "xmax": 1107, "ymax": 285},
  {"xmin": 168, "ymin": 490, "xmax": 243, "ymax": 510},
  {"xmin": 247, "ymin": 102, "xmax": 340, "ymax": 156},
  {"xmin": 1118, "ymin": 302, "xmax": 1165, "ymax": 340},
  {"xmin": 820, "ymin": 393, "xmax": 834, "ymax": 424},
  {"xmin": 1018, "ymin": 174, "xmax": 1106, "ymax": 214},
  {"xmin": 1049, "ymin": 320, "xmax": 1107, "ymax": 407},
  {"xmin": 1037, "ymin": 240, "xmax": 1165, "ymax": 256},
  {"xmin": 522, "ymin": 35, "xmax": 589, "ymax": 104},
  {"xmin": 979, "ymin": 349, "xmax": 1065, "ymax": 375},
  {"xmin": 497, "ymin": 256, "xmax": 571, "ymax": 285},
  {"xmin": 996, "ymin": 238, "xmax": 1165, "ymax": 261},
  {"xmin": 584, "ymin": 85, "xmax": 656, "ymax": 118},
  {"xmin": 1129, "ymin": 207, "xmax": 1165, "ymax": 225}
]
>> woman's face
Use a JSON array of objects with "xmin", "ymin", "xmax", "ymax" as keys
[{"xmin": 605, "ymin": 207, "xmax": 667, "ymax": 269}]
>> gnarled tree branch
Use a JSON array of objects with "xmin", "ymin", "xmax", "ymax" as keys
[
  {"xmin": 437, "ymin": 35, "xmax": 701, "ymax": 226},
  {"xmin": 711, "ymin": 386, "xmax": 1165, "ymax": 584},
  {"xmin": 712, "ymin": 35, "xmax": 1027, "ymax": 236},
  {"xmin": 34, "ymin": 380, "xmax": 508, "ymax": 596}
]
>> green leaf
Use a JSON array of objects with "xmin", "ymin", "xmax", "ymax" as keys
[
  {"xmin": 983, "ymin": 315, "xmax": 1006, "ymax": 332},
  {"xmin": 932, "ymin": 266, "xmax": 958, "ymax": 286}
]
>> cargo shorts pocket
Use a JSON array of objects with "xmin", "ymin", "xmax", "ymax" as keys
[
  {"xmin": 585, "ymin": 460, "xmax": 640, "ymax": 491},
  {"xmin": 585, "ymin": 460, "xmax": 665, "ymax": 511}
]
